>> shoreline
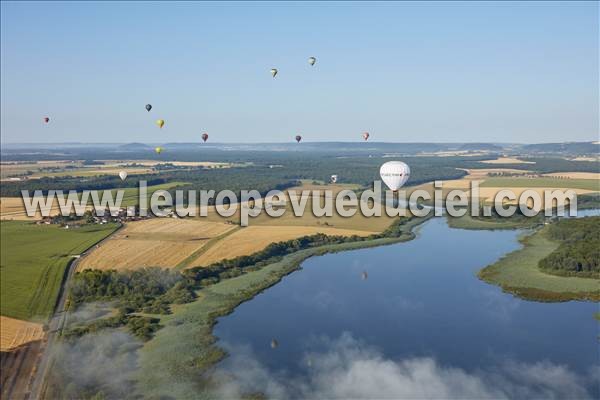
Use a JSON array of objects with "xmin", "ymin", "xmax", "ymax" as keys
[
  {"xmin": 136, "ymin": 215, "xmax": 431, "ymax": 398},
  {"xmin": 477, "ymin": 225, "xmax": 599, "ymax": 302}
]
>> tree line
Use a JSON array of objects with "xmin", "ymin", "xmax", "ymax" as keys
[{"xmin": 539, "ymin": 216, "xmax": 599, "ymax": 278}]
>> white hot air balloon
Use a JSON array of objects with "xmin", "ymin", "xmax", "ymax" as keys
[
  {"xmin": 270, "ymin": 68, "xmax": 278, "ymax": 78},
  {"xmin": 379, "ymin": 161, "xmax": 410, "ymax": 191},
  {"xmin": 308, "ymin": 56, "xmax": 316, "ymax": 66},
  {"xmin": 330, "ymin": 174, "xmax": 338, "ymax": 184},
  {"xmin": 119, "ymin": 171, "xmax": 128, "ymax": 181}
]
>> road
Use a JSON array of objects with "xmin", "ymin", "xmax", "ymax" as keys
[{"xmin": 28, "ymin": 224, "xmax": 122, "ymax": 399}]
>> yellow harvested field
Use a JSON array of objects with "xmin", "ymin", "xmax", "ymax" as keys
[
  {"xmin": 77, "ymin": 218, "xmax": 234, "ymax": 271},
  {"xmin": 200, "ymin": 182, "xmax": 397, "ymax": 233},
  {"xmin": 0, "ymin": 316, "xmax": 44, "ymax": 351},
  {"xmin": 1, "ymin": 161, "xmax": 83, "ymax": 178},
  {"xmin": 416, "ymin": 150, "xmax": 489, "ymax": 157},
  {"xmin": 100, "ymin": 160, "xmax": 231, "ymax": 168},
  {"xmin": 31, "ymin": 167, "xmax": 155, "ymax": 178},
  {"xmin": 463, "ymin": 168, "xmax": 530, "ymax": 179},
  {"xmin": 0, "ymin": 197, "xmax": 64, "ymax": 221},
  {"xmin": 543, "ymin": 172, "xmax": 600, "ymax": 180},
  {"xmin": 475, "ymin": 187, "xmax": 594, "ymax": 208},
  {"xmin": 572, "ymin": 156, "xmax": 598, "ymax": 162},
  {"xmin": 481, "ymin": 157, "xmax": 535, "ymax": 164},
  {"xmin": 191, "ymin": 225, "xmax": 373, "ymax": 266}
]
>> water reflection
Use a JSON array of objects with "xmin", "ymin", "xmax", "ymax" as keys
[{"xmin": 214, "ymin": 216, "xmax": 599, "ymax": 398}]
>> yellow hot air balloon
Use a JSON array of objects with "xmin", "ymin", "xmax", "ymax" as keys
[
  {"xmin": 155, "ymin": 147, "xmax": 163, "ymax": 154},
  {"xmin": 156, "ymin": 119, "xmax": 165, "ymax": 129}
]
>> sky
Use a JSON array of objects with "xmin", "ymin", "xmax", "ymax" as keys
[{"xmin": 1, "ymin": 1, "xmax": 598, "ymax": 144}]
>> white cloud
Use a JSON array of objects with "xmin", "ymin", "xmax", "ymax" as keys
[{"xmin": 213, "ymin": 332, "xmax": 595, "ymax": 400}]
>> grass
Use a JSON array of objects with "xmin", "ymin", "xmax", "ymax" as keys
[
  {"xmin": 446, "ymin": 213, "xmax": 542, "ymax": 230},
  {"xmin": 0, "ymin": 221, "xmax": 118, "ymax": 321},
  {"xmin": 480, "ymin": 177, "xmax": 600, "ymax": 191},
  {"xmin": 478, "ymin": 227, "xmax": 600, "ymax": 302},
  {"xmin": 116, "ymin": 181, "xmax": 188, "ymax": 206},
  {"xmin": 136, "ymin": 215, "xmax": 429, "ymax": 399}
]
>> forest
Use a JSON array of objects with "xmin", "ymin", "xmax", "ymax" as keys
[{"xmin": 538, "ymin": 216, "xmax": 599, "ymax": 278}]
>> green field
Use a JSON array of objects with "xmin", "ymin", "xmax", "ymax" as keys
[
  {"xmin": 480, "ymin": 177, "xmax": 600, "ymax": 191},
  {"xmin": 0, "ymin": 221, "xmax": 118, "ymax": 321},
  {"xmin": 446, "ymin": 213, "xmax": 544, "ymax": 230},
  {"xmin": 478, "ymin": 227, "xmax": 600, "ymax": 301},
  {"xmin": 116, "ymin": 181, "xmax": 188, "ymax": 206}
]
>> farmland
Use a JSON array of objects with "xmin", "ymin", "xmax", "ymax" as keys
[
  {"xmin": 0, "ymin": 181, "xmax": 187, "ymax": 220},
  {"xmin": 191, "ymin": 225, "xmax": 373, "ymax": 266},
  {"xmin": 0, "ymin": 221, "xmax": 118, "ymax": 321},
  {"xmin": 480, "ymin": 177, "xmax": 600, "ymax": 191},
  {"xmin": 0, "ymin": 316, "xmax": 44, "ymax": 351},
  {"xmin": 137, "ymin": 215, "xmax": 429, "ymax": 399},
  {"xmin": 481, "ymin": 157, "xmax": 535, "ymax": 164},
  {"xmin": 77, "ymin": 218, "xmax": 235, "ymax": 271},
  {"xmin": 1, "ymin": 159, "xmax": 234, "ymax": 180}
]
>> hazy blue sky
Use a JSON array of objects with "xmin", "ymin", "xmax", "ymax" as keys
[{"xmin": 1, "ymin": 1, "xmax": 597, "ymax": 143}]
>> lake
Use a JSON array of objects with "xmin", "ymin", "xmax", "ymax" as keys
[{"xmin": 213, "ymin": 215, "xmax": 599, "ymax": 398}]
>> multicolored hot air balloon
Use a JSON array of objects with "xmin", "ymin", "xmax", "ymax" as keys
[
  {"xmin": 155, "ymin": 147, "xmax": 163, "ymax": 154},
  {"xmin": 201, "ymin": 133, "xmax": 209, "ymax": 142},
  {"xmin": 362, "ymin": 132, "xmax": 370, "ymax": 141},
  {"xmin": 270, "ymin": 68, "xmax": 278, "ymax": 78},
  {"xmin": 308, "ymin": 56, "xmax": 316, "ymax": 66},
  {"xmin": 295, "ymin": 135, "xmax": 302, "ymax": 143},
  {"xmin": 145, "ymin": 104, "xmax": 152, "ymax": 112},
  {"xmin": 156, "ymin": 119, "xmax": 165, "ymax": 129},
  {"xmin": 43, "ymin": 117, "xmax": 50, "ymax": 123}
]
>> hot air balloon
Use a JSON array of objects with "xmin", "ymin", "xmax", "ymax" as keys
[
  {"xmin": 362, "ymin": 132, "xmax": 370, "ymax": 141},
  {"xmin": 330, "ymin": 174, "xmax": 338, "ymax": 184},
  {"xmin": 361, "ymin": 271, "xmax": 368, "ymax": 280},
  {"xmin": 270, "ymin": 68, "xmax": 278, "ymax": 78},
  {"xmin": 380, "ymin": 161, "xmax": 410, "ymax": 191},
  {"xmin": 145, "ymin": 104, "xmax": 152, "ymax": 112},
  {"xmin": 43, "ymin": 117, "xmax": 50, "ymax": 123},
  {"xmin": 201, "ymin": 133, "xmax": 209, "ymax": 142},
  {"xmin": 270, "ymin": 339, "xmax": 279, "ymax": 349},
  {"xmin": 295, "ymin": 135, "xmax": 302, "ymax": 143},
  {"xmin": 155, "ymin": 147, "xmax": 163, "ymax": 154},
  {"xmin": 156, "ymin": 119, "xmax": 165, "ymax": 129},
  {"xmin": 119, "ymin": 171, "xmax": 128, "ymax": 181},
  {"xmin": 308, "ymin": 56, "xmax": 316, "ymax": 66}
]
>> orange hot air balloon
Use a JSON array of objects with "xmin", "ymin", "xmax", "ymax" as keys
[
  {"xmin": 201, "ymin": 133, "xmax": 209, "ymax": 142},
  {"xmin": 43, "ymin": 117, "xmax": 50, "ymax": 123},
  {"xmin": 295, "ymin": 135, "xmax": 302, "ymax": 143},
  {"xmin": 362, "ymin": 132, "xmax": 370, "ymax": 141}
]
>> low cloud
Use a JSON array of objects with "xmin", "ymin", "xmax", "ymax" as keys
[
  {"xmin": 214, "ymin": 332, "xmax": 595, "ymax": 399},
  {"xmin": 48, "ymin": 330, "xmax": 142, "ymax": 399}
]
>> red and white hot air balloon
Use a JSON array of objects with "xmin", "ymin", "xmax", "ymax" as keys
[
  {"xmin": 201, "ymin": 133, "xmax": 209, "ymax": 142},
  {"xmin": 362, "ymin": 132, "xmax": 370, "ymax": 141},
  {"xmin": 43, "ymin": 117, "xmax": 50, "ymax": 123}
]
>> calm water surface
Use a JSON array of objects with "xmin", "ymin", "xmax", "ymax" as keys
[{"xmin": 214, "ymin": 216, "xmax": 599, "ymax": 396}]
